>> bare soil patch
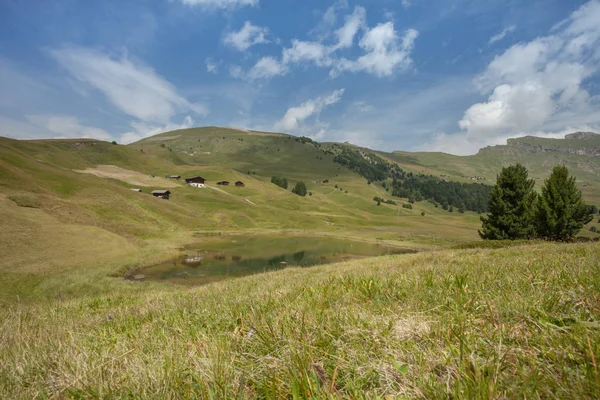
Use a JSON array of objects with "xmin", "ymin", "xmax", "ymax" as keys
[{"xmin": 75, "ymin": 165, "xmax": 178, "ymax": 188}]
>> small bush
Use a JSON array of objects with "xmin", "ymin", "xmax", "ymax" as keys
[
  {"xmin": 309, "ymin": 192, "xmax": 313, "ymax": 196},
  {"xmin": 111, "ymin": 140, "xmax": 117, "ymax": 145},
  {"xmin": 271, "ymin": 176, "xmax": 288, "ymax": 189},
  {"xmin": 421, "ymin": 211, "xmax": 425, "ymax": 216},
  {"xmin": 402, "ymin": 204, "xmax": 412, "ymax": 210},
  {"xmin": 591, "ymin": 226, "xmax": 598, "ymax": 233}
]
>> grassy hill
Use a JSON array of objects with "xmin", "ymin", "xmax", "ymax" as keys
[
  {"xmin": 2, "ymin": 128, "xmax": 600, "ymax": 304},
  {"xmin": 0, "ymin": 131, "xmax": 485, "ymax": 303},
  {"xmin": 1, "ymin": 128, "xmax": 600, "ymax": 397},
  {"xmin": 384, "ymin": 132, "xmax": 600, "ymax": 204}
]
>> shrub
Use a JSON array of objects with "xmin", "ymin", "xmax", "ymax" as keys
[
  {"xmin": 309, "ymin": 192, "xmax": 313, "ymax": 196},
  {"xmin": 111, "ymin": 140, "xmax": 117, "ymax": 145},
  {"xmin": 271, "ymin": 176, "xmax": 288, "ymax": 189},
  {"xmin": 402, "ymin": 204, "xmax": 412, "ymax": 210},
  {"xmin": 421, "ymin": 211, "xmax": 425, "ymax": 216},
  {"xmin": 591, "ymin": 226, "xmax": 598, "ymax": 233},
  {"xmin": 292, "ymin": 182, "xmax": 307, "ymax": 197}
]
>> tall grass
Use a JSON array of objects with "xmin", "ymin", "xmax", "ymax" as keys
[{"xmin": 1, "ymin": 242, "xmax": 599, "ymax": 398}]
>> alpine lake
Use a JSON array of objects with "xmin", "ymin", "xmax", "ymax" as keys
[{"xmin": 131, "ymin": 235, "xmax": 415, "ymax": 285}]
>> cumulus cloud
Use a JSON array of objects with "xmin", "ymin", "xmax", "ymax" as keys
[
  {"xmin": 223, "ymin": 21, "xmax": 269, "ymax": 51},
  {"xmin": 423, "ymin": 0, "xmax": 600, "ymax": 155},
  {"xmin": 273, "ymin": 89, "xmax": 344, "ymax": 132},
  {"xmin": 236, "ymin": 6, "xmax": 417, "ymax": 80},
  {"xmin": 282, "ymin": 40, "xmax": 331, "ymax": 66},
  {"xmin": 26, "ymin": 115, "xmax": 112, "ymax": 141},
  {"xmin": 489, "ymin": 25, "xmax": 516, "ymax": 45},
  {"xmin": 334, "ymin": 25, "xmax": 418, "ymax": 77},
  {"xmin": 248, "ymin": 56, "xmax": 287, "ymax": 80},
  {"xmin": 178, "ymin": 0, "xmax": 257, "ymax": 10},
  {"xmin": 120, "ymin": 115, "xmax": 195, "ymax": 144},
  {"xmin": 50, "ymin": 47, "xmax": 207, "ymax": 124}
]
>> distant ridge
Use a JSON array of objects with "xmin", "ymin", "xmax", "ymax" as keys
[{"xmin": 565, "ymin": 131, "xmax": 600, "ymax": 140}]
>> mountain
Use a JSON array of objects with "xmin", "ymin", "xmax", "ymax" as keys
[
  {"xmin": 1, "ymin": 127, "xmax": 599, "ymax": 303},
  {"xmin": 387, "ymin": 132, "xmax": 600, "ymax": 204}
]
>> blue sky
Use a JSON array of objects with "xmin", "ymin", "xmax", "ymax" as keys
[{"xmin": 1, "ymin": 0, "xmax": 599, "ymax": 154}]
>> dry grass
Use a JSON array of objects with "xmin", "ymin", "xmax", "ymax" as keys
[
  {"xmin": 75, "ymin": 165, "xmax": 179, "ymax": 188},
  {"xmin": 1, "ymin": 242, "xmax": 599, "ymax": 398}
]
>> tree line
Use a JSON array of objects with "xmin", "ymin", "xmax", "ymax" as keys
[
  {"xmin": 480, "ymin": 164, "xmax": 594, "ymax": 241},
  {"xmin": 328, "ymin": 145, "xmax": 492, "ymax": 211}
]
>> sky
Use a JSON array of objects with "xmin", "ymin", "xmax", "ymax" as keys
[{"xmin": 1, "ymin": 0, "xmax": 599, "ymax": 155}]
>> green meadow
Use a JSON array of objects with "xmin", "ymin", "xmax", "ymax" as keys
[{"xmin": 1, "ymin": 127, "xmax": 599, "ymax": 397}]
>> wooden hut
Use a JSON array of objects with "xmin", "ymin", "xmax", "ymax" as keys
[
  {"xmin": 235, "ymin": 181, "xmax": 245, "ymax": 187},
  {"xmin": 151, "ymin": 190, "xmax": 171, "ymax": 199},
  {"xmin": 185, "ymin": 176, "xmax": 206, "ymax": 188},
  {"xmin": 168, "ymin": 175, "xmax": 181, "ymax": 180},
  {"xmin": 217, "ymin": 181, "xmax": 230, "ymax": 186}
]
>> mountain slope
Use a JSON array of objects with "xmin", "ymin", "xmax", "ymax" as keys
[{"xmin": 386, "ymin": 132, "xmax": 600, "ymax": 203}]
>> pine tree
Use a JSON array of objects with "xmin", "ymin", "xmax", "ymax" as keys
[
  {"xmin": 536, "ymin": 165, "xmax": 592, "ymax": 241},
  {"xmin": 479, "ymin": 164, "xmax": 537, "ymax": 240}
]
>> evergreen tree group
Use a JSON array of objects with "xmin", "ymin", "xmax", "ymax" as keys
[{"xmin": 480, "ymin": 164, "xmax": 593, "ymax": 241}]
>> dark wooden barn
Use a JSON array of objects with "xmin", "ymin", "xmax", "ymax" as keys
[
  {"xmin": 185, "ymin": 176, "xmax": 206, "ymax": 188},
  {"xmin": 151, "ymin": 190, "xmax": 171, "ymax": 199},
  {"xmin": 217, "ymin": 181, "xmax": 230, "ymax": 186},
  {"xmin": 235, "ymin": 181, "xmax": 245, "ymax": 187}
]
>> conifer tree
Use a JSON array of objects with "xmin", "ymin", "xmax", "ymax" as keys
[
  {"xmin": 292, "ymin": 182, "xmax": 307, "ymax": 197},
  {"xmin": 479, "ymin": 164, "xmax": 537, "ymax": 240},
  {"xmin": 536, "ymin": 165, "xmax": 592, "ymax": 241}
]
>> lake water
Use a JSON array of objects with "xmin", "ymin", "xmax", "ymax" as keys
[{"xmin": 133, "ymin": 235, "xmax": 414, "ymax": 285}]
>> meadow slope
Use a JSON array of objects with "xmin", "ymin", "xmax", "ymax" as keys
[{"xmin": 1, "ymin": 242, "xmax": 599, "ymax": 398}]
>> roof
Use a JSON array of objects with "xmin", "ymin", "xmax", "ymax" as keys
[
  {"xmin": 217, "ymin": 180, "xmax": 230, "ymax": 183},
  {"xmin": 235, "ymin": 181, "xmax": 244, "ymax": 184},
  {"xmin": 152, "ymin": 190, "xmax": 171, "ymax": 195},
  {"xmin": 185, "ymin": 176, "xmax": 205, "ymax": 181}
]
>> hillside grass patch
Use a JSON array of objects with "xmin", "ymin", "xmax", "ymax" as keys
[{"xmin": 1, "ymin": 242, "xmax": 599, "ymax": 398}]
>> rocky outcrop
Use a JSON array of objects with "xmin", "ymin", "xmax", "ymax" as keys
[
  {"xmin": 503, "ymin": 132, "xmax": 600, "ymax": 157},
  {"xmin": 565, "ymin": 132, "xmax": 600, "ymax": 140}
]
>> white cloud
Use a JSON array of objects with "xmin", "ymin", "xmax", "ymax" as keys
[
  {"xmin": 273, "ymin": 89, "xmax": 344, "ymax": 132},
  {"xmin": 489, "ymin": 25, "xmax": 516, "ymax": 45},
  {"xmin": 425, "ymin": 0, "xmax": 600, "ymax": 155},
  {"xmin": 235, "ymin": 7, "xmax": 418, "ymax": 80},
  {"xmin": 120, "ymin": 115, "xmax": 195, "ymax": 144},
  {"xmin": 205, "ymin": 57, "xmax": 219, "ymax": 73},
  {"xmin": 282, "ymin": 40, "xmax": 331, "ymax": 66},
  {"xmin": 26, "ymin": 115, "xmax": 112, "ymax": 141},
  {"xmin": 178, "ymin": 0, "xmax": 257, "ymax": 10},
  {"xmin": 50, "ymin": 47, "xmax": 207, "ymax": 124},
  {"xmin": 248, "ymin": 56, "xmax": 287, "ymax": 80},
  {"xmin": 332, "ymin": 6, "xmax": 366, "ymax": 50},
  {"xmin": 223, "ymin": 21, "xmax": 269, "ymax": 51},
  {"xmin": 334, "ymin": 25, "xmax": 418, "ymax": 77}
]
